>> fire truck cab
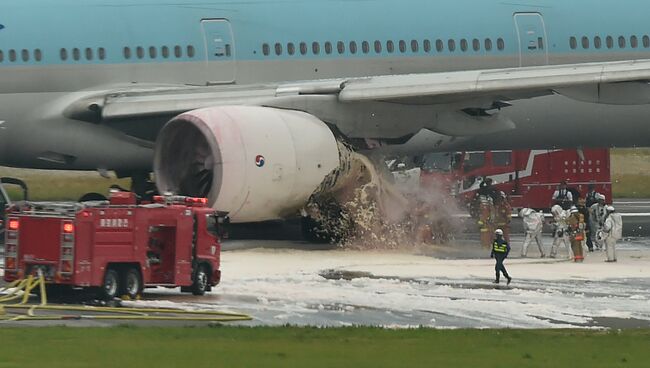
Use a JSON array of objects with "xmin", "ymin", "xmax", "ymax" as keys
[{"xmin": 4, "ymin": 192, "xmax": 226, "ymax": 299}]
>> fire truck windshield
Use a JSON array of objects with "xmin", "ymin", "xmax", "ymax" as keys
[{"xmin": 421, "ymin": 153, "xmax": 452, "ymax": 172}]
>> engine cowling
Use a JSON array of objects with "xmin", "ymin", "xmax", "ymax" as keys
[{"xmin": 154, "ymin": 106, "xmax": 346, "ymax": 222}]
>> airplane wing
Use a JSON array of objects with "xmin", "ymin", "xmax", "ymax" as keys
[
  {"xmin": 67, "ymin": 59, "xmax": 650, "ymax": 138},
  {"xmin": 337, "ymin": 59, "xmax": 650, "ymax": 102}
]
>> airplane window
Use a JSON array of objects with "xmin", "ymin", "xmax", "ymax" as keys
[
  {"xmin": 436, "ymin": 39, "xmax": 444, "ymax": 52},
  {"xmin": 349, "ymin": 41, "xmax": 357, "ymax": 54},
  {"xmin": 85, "ymin": 47, "xmax": 93, "ymax": 60},
  {"xmin": 399, "ymin": 40, "xmax": 406, "ymax": 53},
  {"xmin": 606, "ymin": 36, "xmax": 614, "ymax": 49},
  {"xmin": 149, "ymin": 46, "xmax": 156, "ymax": 58},
  {"xmin": 225, "ymin": 44, "xmax": 232, "ymax": 57},
  {"xmin": 274, "ymin": 43, "xmax": 282, "ymax": 56},
  {"xmin": 161, "ymin": 46, "xmax": 169, "ymax": 59},
  {"xmin": 136, "ymin": 46, "xmax": 144, "ymax": 59},
  {"xmin": 386, "ymin": 40, "xmax": 394, "ymax": 53},
  {"xmin": 423, "ymin": 39, "xmax": 431, "ymax": 52},
  {"xmin": 472, "ymin": 38, "xmax": 480, "ymax": 51},
  {"xmin": 21, "ymin": 49, "xmax": 29, "ymax": 62},
  {"xmin": 362, "ymin": 41, "xmax": 369, "ymax": 54},
  {"xmin": 618, "ymin": 36, "xmax": 626, "ymax": 48},
  {"xmin": 581, "ymin": 36, "xmax": 589, "ymax": 49},
  {"xmin": 123, "ymin": 47, "xmax": 132, "ymax": 59},
  {"xmin": 497, "ymin": 38, "xmax": 505, "ymax": 51},
  {"xmin": 9, "ymin": 49, "xmax": 16, "ymax": 62},
  {"xmin": 72, "ymin": 48, "xmax": 80, "ymax": 61},
  {"xmin": 312, "ymin": 42, "xmax": 320, "ymax": 55},
  {"xmin": 262, "ymin": 43, "xmax": 270, "ymax": 56},
  {"xmin": 34, "ymin": 49, "xmax": 42, "ymax": 62},
  {"xmin": 569, "ymin": 37, "xmax": 577, "ymax": 49},
  {"xmin": 0, "ymin": 50, "xmax": 4, "ymax": 62},
  {"xmin": 460, "ymin": 39, "xmax": 468, "ymax": 52},
  {"xmin": 324, "ymin": 41, "xmax": 332, "ymax": 54},
  {"xmin": 98, "ymin": 47, "xmax": 106, "ymax": 60},
  {"xmin": 485, "ymin": 38, "xmax": 492, "ymax": 51},
  {"xmin": 300, "ymin": 42, "xmax": 307, "ymax": 55},
  {"xmin": 337, "ymin": 41, "xmax": 345, "ymax": 54},
  {"xmin": 374, "ymin": 40, "xmax": 382, "ymax": 53},
  {"xmin": 644, "ymin": 35, "xmax": 650, "ymax": 48},
  {"xmin": 448, "ymin": 39, "xmax": 456, "ymax": 52},
  {"xmin": 630, "ymin": 35, "xmax": 638, "ymax": 48},
  {"xmin": 538, "ymin": 37, "xmax": 544, "ymax": 50},
  {"xmin": 60, "ymin": 48, "xmax": 68, "ymax": 61},
  {"xmin": 174, "ymin": 45, "xmax": 183, "ymax": 58},
  {"xmin": 594, "ymin": 36, "xmax": 602, "ymax": 49},
  {"xmin": 187, "ymin": 45, "xmax": 195, "ymax": 58},
  {"xmin": 411, "ymin": 40, "xmax": 419, "ymax": 52},
  {"xmin": 287, "ymin": 42, "xmax": 295, "ymax": 55}
]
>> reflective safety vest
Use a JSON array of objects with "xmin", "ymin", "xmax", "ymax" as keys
[{"xmin": 492, "ymin": 240, "xmax": 508, "ymax": 253}]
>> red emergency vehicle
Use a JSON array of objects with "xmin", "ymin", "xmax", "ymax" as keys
[
  {"xmin": 3, "ymin": 192, "xmax": 227, "ymax": 299},
  {"xmin": 420, "ymin": 149, "xmax": 612, "ymax": 209}
]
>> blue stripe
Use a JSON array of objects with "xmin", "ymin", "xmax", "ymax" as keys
[{"xmin": 1, "ymin": 0, "xmax": 650, "ymax": 67}]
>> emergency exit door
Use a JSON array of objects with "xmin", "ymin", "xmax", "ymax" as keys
[
  {"xmin": 201, "ymin": 19, "xmax": 236, "ymax": 84},
  {"xmin": 514, "ymin": 13, "xmax": 548, "ymax": 67}
]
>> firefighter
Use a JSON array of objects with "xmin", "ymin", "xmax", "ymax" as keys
[
  {"xmin": 475, "ymin": 193, "xmax": 494, "ymax": 248},
  {"xmin": 602, "ymin": 206, "xmax": 623, "ymax": 262},
  {"xmin": 520, "ymin": 208, "xmax": 545, "ymax": 258},
  {"xmin": 589, "ymin": 194, "xmax": 608, "ymax": 251},
  {"xmin": 490, "ymin": 229, "xmax": 512, "ymax": 285},
  {"xmin": 551, "ymin": 180, "xmax": 573, "ymax": 210},
  {"xmin": 577, "ymin": 198, "xmax": 590, "ymax": 252},
  {"xmin": 550, "ymin": 204, "xmax": 572, "ymax": 259},
  {"xmin": 493, "ymin": 191, "xmax": 512, "ymax": 242},
  {"xmin": 584, "ymin": 183, "xmax": 600, "ymax": 252},
  {"xmin": 567, "ymin": 206, "xmax": 586, "ymax": 262}
]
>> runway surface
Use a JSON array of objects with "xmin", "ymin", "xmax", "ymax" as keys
[{"xmin": 3, "ymin": 235, "xmax": 649, "ymax": 329}]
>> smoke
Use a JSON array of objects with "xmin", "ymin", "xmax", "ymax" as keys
[{"xmin": 307, "ymin": 152, "xmax": 464, "ymax": 249}]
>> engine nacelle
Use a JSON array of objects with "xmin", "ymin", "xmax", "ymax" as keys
[{"xmin": 154, "ymin": 106, "xmax": 344, "ymax": 222}]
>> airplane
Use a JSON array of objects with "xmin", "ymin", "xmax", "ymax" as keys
[{"xmin": 2, "ymin": 0, "xmax": 650, "ymax": 236}]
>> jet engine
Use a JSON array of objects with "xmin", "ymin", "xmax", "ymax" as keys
[{"xmin": 154, "ymin": 106, "xmax": 354, "ymax": 222}]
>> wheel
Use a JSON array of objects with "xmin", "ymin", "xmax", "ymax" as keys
[
  {"xmin": 78, "ymin": 192, "xmax": 107, "ymax": 202},
  {"xmin": 120, "ymin": 268, "xmax": 142, "ymax": 299},
  {"xmin": 191, "ymin": 264, "xmax": 209, "ymax": 296},
  {"xmin": 101, "ymin": 269, "xmax": 120, "ymax": 300}
]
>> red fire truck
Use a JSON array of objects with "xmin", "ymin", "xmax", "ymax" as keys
[
  {"xmin": 420, "ymin": 149, "xmax": 612, "ymax": 209},
  {"xmin": 3, "ymin": 192, "xmax": 227, "ymax": 299}
]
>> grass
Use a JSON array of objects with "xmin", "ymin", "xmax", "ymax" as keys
[
  {"xmin": 610, "ymin": 148, "xmax": 650, "ymax": 198},
  {"xmin": 0, "ymin": 148, "xmax": 649, "ymax": 201},
  {"xmin": 0, "ymin": 327, "xmax": 648, "ymax": 367},
  {"xmin": 0, "ymin": 167, "xmax": 129, "ymax": 201}
]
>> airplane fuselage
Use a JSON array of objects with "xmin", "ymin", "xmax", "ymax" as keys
[{"xmin": 1, "ymin": 0, "xmax": 650, "ymax": 171}]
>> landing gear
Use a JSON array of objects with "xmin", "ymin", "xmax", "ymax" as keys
[{"xmin": 130, "ymin": 172, "xmax": 157, "ymax": 201}]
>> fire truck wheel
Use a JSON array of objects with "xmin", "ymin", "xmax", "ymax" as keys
[
  {"xmin": 192, "ymin": 264, "xmax": 209, "ymax": 296},
  {"xmin": 122, "ymin": 268, "xmax": 143, "ymax": 299},
  {"xmin": 101, "ymin": 269, "xmax": 120, "ymax": 300}
]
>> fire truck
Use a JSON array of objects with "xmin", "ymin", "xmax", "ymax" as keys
[
  {"xmin": 3, "ymin": 191, "xmax": 227, "ymax": 299},
  {"xmin": 419, "ymin": 149, "xmax": 612, "ymax": 209}
]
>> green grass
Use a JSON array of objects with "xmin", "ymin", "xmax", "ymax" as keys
[
  {"xmin": 0, "ymin": 167, "xmax": 129, "ymax": 201},
  {"xmin": 0, "ymin": 327, "xmax": 648, "ymax": 367}
]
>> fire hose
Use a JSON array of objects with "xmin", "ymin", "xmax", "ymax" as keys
[{"xmin": 0, "ymin": 274, "xmax": 252, "ymax": 323}]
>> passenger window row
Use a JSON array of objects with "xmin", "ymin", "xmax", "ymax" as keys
[
  {"xmin": 261, "ymin": 38, "xmax": 506, "ymax": 56},
  {"xmin": 0, "ymin": 48, "xmax": 43, "ymax": 63},
  {"xmin": 0, "ymin": 45, "xmax": 197, "ymax": 63},
  {"xmin": 569, "ymin": 35, "xmax": 650, "ymax": 50}
]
